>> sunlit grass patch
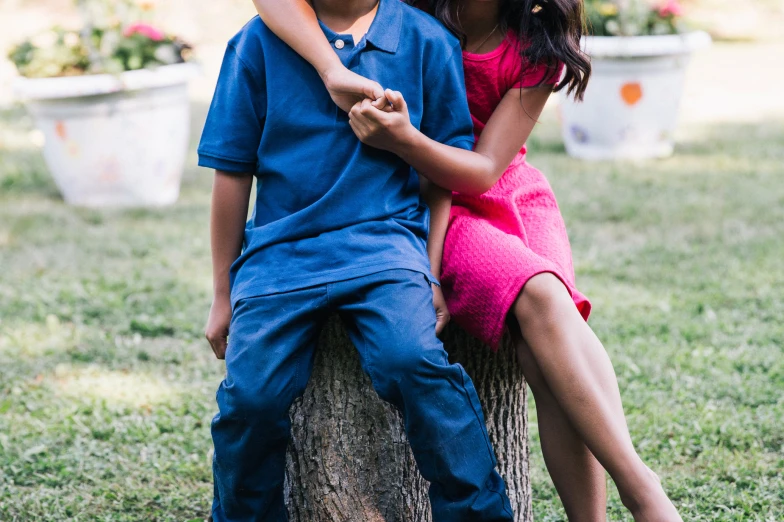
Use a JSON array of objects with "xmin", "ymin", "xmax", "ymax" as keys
[
  {"xmin": 0, "ymin": 315, "xmax": 83, "ymax": 359},
  {"xmin": 52, "ymin": 364, "xmax": 181, "ymax": 409}
]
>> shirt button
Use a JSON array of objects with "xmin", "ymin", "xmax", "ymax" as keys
[{"xmin": 334, "ymin": 39, "xmax": 345, "ymax": 49}]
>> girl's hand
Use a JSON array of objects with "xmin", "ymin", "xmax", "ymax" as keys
[
  {"xmin": 348, "ymin": 89, "xmax": 415, "ymax": 153},
  {"xmin": 321, "ymin": 64, "xmax": 385, "ymax": 114},
  {"xmin": 431, "ymin": 284, "xmax": 451, "ymax": 335},
  {"xmin": 205, "ymin": 294, "xmax": 232, "ymax": 360}
]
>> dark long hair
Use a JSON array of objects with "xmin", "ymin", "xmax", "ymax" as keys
[{"xmin": 424, "ymin": 0, "xmax": 591, "ymax": 101}]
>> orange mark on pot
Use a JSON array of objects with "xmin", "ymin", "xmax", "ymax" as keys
[
  {"xmin": 55, "ymin": 121, "xmax": 67, "ymax": 140},
  {"xmin": 620, "ymin": 83, "xmax": 643, "ymax": 106}
]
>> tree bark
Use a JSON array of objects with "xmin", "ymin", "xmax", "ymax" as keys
[{"xmin": 285, "ymin": 316, "xmax": 531, "ymax": 522}]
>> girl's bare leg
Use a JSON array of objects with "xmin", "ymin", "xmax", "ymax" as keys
[
  {"xmin": 513, "ymin": 273, "xmax": 681, "ymax": 522},
  {"xmin": 509, "ymin": 322, "xmax": 607, "ymax": 521}
]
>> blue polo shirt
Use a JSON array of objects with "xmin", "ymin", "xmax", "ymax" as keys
[{"xmin": 198, "ymin": 0, "xmax": 474, "ymax": 306}]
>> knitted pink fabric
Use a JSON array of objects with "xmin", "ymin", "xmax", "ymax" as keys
[{"xmin": 441, "ymin": 33, "xmax": 591, "ymax": 350}]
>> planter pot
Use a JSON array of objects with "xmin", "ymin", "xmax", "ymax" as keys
[
  {"xmin": 14, "ymin": 63, "xmax": 198, "ymax": 207},
  {"xmin": 558, "ymin": 32, "xmax": 711, "ymax": 160}
]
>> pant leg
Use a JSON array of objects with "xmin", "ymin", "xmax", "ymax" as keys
[
  {"xmin": 211, "ymin": 286, "xmax": 328, "ymax": 522},
  {"xmin": 333, "ymin": 270, "xmax": 514, "ymax": 522}
]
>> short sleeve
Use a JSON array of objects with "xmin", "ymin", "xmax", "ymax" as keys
[
  {"xmin": 419, "ymin": 43, "xmax": 475, "ymax": 151},
  {"xmin": 511, "ymin": 59, "xmax": 564, "ymax": 89},
  {"xmin": 198, "ymin": 43, "xmax": 266, "ymax": 174}
]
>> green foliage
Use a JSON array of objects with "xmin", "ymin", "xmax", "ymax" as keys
[
  {"xmin": 7, "ymin": 0, "xmax": 191, "ymax": 78},
  {"xmin": 8, "ymin": 28, "xmax": 90, "ymax": 78},
  {"xmin": 586, "ymin": 0, "xmax": 684, "ymax": 36}
]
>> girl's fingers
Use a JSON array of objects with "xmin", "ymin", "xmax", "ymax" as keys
[
  {"xmin": 349, "ymin": 114, "xmax": 368, "ymax": 133},
  {"xmin": 385, "ymin": 89, "xmax": 407, "ymax": 112},
  {"xmin": 372, "ymin": 95, "xmax": 392, "ymax": 112},
  {"xmin": 360, "ymin": 101, "xmax": 389, "ymax": 124},
  {"xmin": 360, "ymin": 98, "xmax": 373, "ymax": 115},
  {"xmin": 349, "ymin": 101, "xmax": 363, "ymax": 119},
  {"xmin": 348, "ymin": 118, "xmax": 364, "ymax": 139}
]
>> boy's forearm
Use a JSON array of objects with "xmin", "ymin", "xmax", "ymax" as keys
[
  {"xmin": 211, "ymin": 171, "xmax": 254, "ymax": 298},
  {"xmin": 251, "ymin": 0, "xmax": 340, "ymax": 78},
  {"xmin": 420, "ymin": 177, "xmax": 451, "ymax": 279},
  {"xmin": 398, "ymin": 129, "xmax": 498, "ymax": 196}
]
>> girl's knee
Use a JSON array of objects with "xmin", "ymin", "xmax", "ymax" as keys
[{"xmin": 514, "ymin": 272, "xmax": 573, "ymax": 327}]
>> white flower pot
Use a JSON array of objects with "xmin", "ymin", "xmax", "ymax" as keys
[
  {"xmin": 558, "ymin": 32, "xmax": 711, "ymax": 160},
  {"xmin": 14, "ymin": 63, "xmax": 198, "ymax": 207}
]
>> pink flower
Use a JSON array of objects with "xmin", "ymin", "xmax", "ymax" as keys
[
  {"xmin": 123, "ymin": 22, "xmax": 165, "ymax": 41},
  {"xmin": 657, "ymin": 0, "xmax": 683, "ymax": 18}
]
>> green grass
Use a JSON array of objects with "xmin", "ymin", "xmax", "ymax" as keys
[
  {"xmin": 1, "ymin": 102, "xmax": 782, "ymax": 520},
  {"xmin": 526, "ymin": 119, "xmax": 784, "ymax": 520}
]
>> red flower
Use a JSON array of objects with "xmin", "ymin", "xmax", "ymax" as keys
[
  {"xmin": 657, "ymin": 0, "xmax": 683, "ymax": 18},
  {"xmin": 123, "ymin": 22, "xmax": 165, "ymax": 42}
]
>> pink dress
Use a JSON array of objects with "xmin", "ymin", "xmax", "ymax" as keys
[{"xmin": 441, "ymin": 32, "xmax": 592, "ymax": 350}]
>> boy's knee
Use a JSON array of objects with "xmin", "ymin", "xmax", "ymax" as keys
[
  {"xmin": 219, "ymin": 383, "xmax": 292, "ymax": 424},
  {"xmin": 372, "ymin": 339, "xmax": 448, "ymax": 397}
]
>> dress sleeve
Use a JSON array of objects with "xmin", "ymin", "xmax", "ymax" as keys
[
  {"xmin": 507, "ymin": 43, "xmax": 564, "ymax": 90},
  {"xmin": 197, "ymin": 43, "xmax": 266, "ymax": 174}
]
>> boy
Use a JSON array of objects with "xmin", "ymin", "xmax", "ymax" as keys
[{"xmin": 198, "ymin": 0, "xmax": 514, "ymax": 519}]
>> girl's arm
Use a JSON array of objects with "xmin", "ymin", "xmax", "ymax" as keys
[
  {"xmin": 350, "ymin": 86, "xmax": 553, "ymax": 195},
  {"xmin": 250, "ymin": 0, "xmax": 383, "ymax": 112},
  {"xmin": 419, "ymin": 176, "xmax": 452, "ymax": 334},
  {"xmin": 205, "ymin": 171, "xmax": 253, "ymax": 360}
]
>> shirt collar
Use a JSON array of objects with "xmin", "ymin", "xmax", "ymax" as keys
[
  {"xmin": 319, "ymin": 0, "xmax": 402, "ymax": 54},
  {"xmin": 364, "ymin": 0, "xmax": 402, "ymax": 54}
]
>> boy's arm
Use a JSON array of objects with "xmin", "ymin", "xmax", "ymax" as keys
[
  {"xmin": 205, "ymin": 171, "xmax": 253, "ymax": 360},
  {"xmin": 250, "ymin": 0, "xmax": 383, "ymax": 112},
  {"xmin": 420, "ymin": 176, "xmax": 451, "ymax": 334}
]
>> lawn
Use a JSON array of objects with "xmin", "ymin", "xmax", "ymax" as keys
[{"xmin": 0, "ymin": 99, "xmax": 782, "ymax": 520}]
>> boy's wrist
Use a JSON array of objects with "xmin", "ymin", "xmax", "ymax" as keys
[{"xmin": 213, "ymin": 282, "xmax": 232, "ymax": 301}]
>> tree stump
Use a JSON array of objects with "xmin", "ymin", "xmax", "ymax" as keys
[{"xmin": 284, "ymin": 316, "xmax": 531, "ymax": 522}]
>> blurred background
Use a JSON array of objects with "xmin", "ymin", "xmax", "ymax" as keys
[{"xmin": 0, "ymin": 0, "xmax": 782, "ymax": 520}]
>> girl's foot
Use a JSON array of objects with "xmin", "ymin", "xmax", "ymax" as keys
[
  {"xmin": 631, "ymin": 492, "xmax": 682, "ymax": 522},
  {"xmin": 623, "ymin": 470, "xmax": 682, "ymax": 522}
]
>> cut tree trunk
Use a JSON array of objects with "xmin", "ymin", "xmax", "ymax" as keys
[{"xmin": 284, "ymin": 316, "xmax": 531, "ymax": 521}]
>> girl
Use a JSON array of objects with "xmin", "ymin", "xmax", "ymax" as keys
[{"xmin": 250, "ymin": 0, "xmax": 682, "ymax": 520}]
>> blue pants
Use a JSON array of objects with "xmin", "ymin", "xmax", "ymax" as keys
[{"xmin": 211, "ymin": 269, "xmax": 514, "ymax": 521}]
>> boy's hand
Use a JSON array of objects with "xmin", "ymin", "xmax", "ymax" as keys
[
  {"xmin": 205, "ymin": 294, "xmax": 232, "ymax": 360},
  {"xmin": 431, "ymin": 284, "xmax": 450, "ymax": 335},
  {"xmin": 348, "ymin": 89, "xmax": 414, "ymax": 153},
  {"xmin": 321, "ymin": 65, "xmax": 385, "ymax": 114}
]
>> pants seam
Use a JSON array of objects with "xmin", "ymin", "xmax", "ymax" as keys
[
  {"xmin": 352, "ymin": 313, "xmax": 378, "ymax": 389},
  {"xmin": 458, "ymin": 367, "xmax": 514, "ymax": 518}
]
